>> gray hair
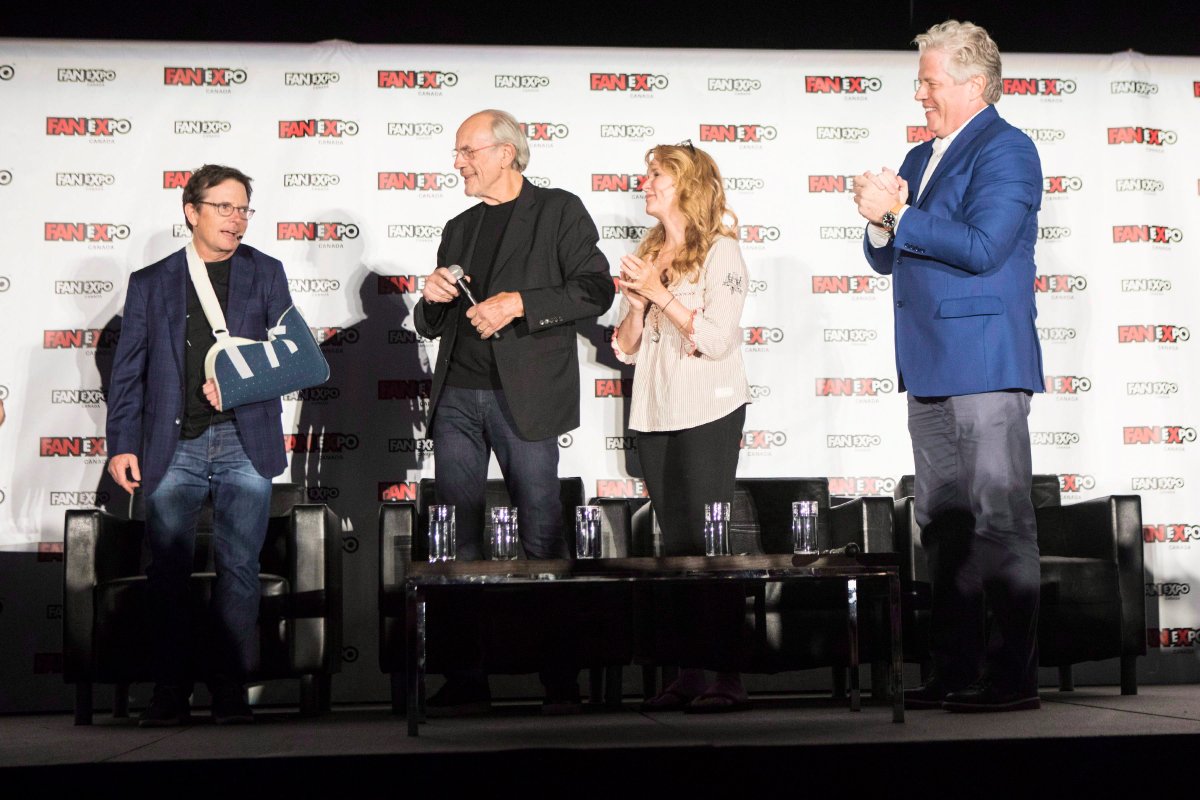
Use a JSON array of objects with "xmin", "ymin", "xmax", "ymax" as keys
[
  {"xmin": 484, "ymin": 109, "xmax": 530, "ymax": 173},
  {"xmin": 914, "ymin": 20, "xmax": 1003, "ymax": 105}
]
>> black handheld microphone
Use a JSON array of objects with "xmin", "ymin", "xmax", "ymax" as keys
[{"xmin": 446, "ymin": 264, "xmax": 499, "ymax": 339}]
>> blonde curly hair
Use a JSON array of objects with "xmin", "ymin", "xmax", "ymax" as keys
[{"xmin": 635, "ymin": 143, "xmax": 738, "ymax": 286}]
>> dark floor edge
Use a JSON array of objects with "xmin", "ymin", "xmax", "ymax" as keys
[{"xmin": 5, "ymin": 733, "xmax": 1195, "ymax": 792}]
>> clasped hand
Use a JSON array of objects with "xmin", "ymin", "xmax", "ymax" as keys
[
  {"xmin": 617, "ymin": 254, "xmax": 667, "ymax": 312},
  {"xmin": 853, "ymin": 167, "xmax": 910, "ymax": 224}
]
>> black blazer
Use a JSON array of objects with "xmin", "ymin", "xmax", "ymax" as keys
[{"xmin": 414, "ymin": 178, "xmax": 613, "ymax": 440}]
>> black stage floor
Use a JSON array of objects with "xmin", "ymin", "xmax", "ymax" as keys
[{"xmin": 4, "ymin": 685, "xmax": 1198, "ymax": 794}]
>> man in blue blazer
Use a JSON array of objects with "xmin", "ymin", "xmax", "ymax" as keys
[
  {"xmin": 106, "ymin": 165, "xmax": 292, "ymax": 726},
  {"xmin": 854, "ymin": 21, "xmax": 1044, "ymax": 712}
]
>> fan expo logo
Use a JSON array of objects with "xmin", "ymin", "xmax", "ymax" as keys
[
  {"xmin": 54, "ymin": 280, "xmax": 114, "ymax": 297},
  {"xmin": 378, "ymin": 380, "xmax": 432, "ymax": 405},
  {"xmin": 595, "ymin": 479, "xmax": 649, "ymax": 498},
  {"xmin": 907, "ymin": 126, "xmax": 934, "ymax": 143},
  {"xmin": 809, "ymin": 175, "xmax": 856, "ymax": 193},
  {"xmin": 380, "ymin": 481, "xmax": 419, "ymax": 502},
  {"xmin": 1112, "ymin": 225, "xmax": 1183, "ymax": 244},
  {"xmin": 287, "ymin": 278, "xmax": 341, "ymax": 296},
  {"xmin": 1123, "ymin": 426, "xmax": 1197, "ymax": 446},
  {"xmin": 743, "ymin": 326, "xmax": 784, "ymax": 350},
  {"xmin": 829, "ymin": 477, "xmax": 897, "ymax": 496},
  {"xmin": 601, "ymin": 225, "xmax": 649, "ymax": 241},
  {"xmin": 1022, "ymin": 128, "xmax": 1067, "ymax": 143},
  {"xmin": 284, "ymin": 71, "xmax": 340, "ymax": 87},
  {"xmin": 278, "ymin": 119, "xmax": 359, "ymax": 139},
  {"xmin": 698, "ymin": 124, "xmax": 777, "ymax": 144},
  {"xmin": 708, "ymin": 77, "xmax": 762, "ymax": 94},
  {"xmin": 816, "ymin": 378, "xmax": 895, "ymax": 397},
  {"xmin": 378, "ymin": 172, "xmax": 460, "ymax": 192},
  {"xmin": 281, "ymin": 387, "xmax": 340, "ymax": 404},
  {"xmin": 595, "ymin": 378, "xmax": 633, "ymax": 398},
  {"xmin": 812, "ymin": 275, "xmax": 890, "ymax": 294},
  {"xmin": 377, "ymin": 70, "xmax": 458, "ymax": 91},
  {"xmin": 43, "ymin": 328, "xmax": 120, "ymax": 351},
  {"xmin": 600, "ymin": 124, "xmax": 655, "ymax": 139},
  {"xmin": 1002, "ymin": 77, "xmax": 1077, "ymax": 97},
  {"xmin": 163, "ymin": 171, "xmax": 192, "ymax": 189},
  {"xmin": 1058, "ymin": 474, "xmax": 1095, "ymax": 494},
  {"xmin": 823, "ymin": 328, "xmax": 877, "ymax": 344},
  {"xmin": 592, "ymin": 174, "xmax": 646, "ymax": 192},
  {"xmin": 805, "ymin": 75, "xmax": 881, "ymax": 94},
  {"xmin": 283, "ymin": 173, "xmax": 340, "ymax": 189},
  {"xmin": 276, "ymin": 222, "xmax": 359, "ymax": 246},
  {"xmin": 818, "ymin": 126, "xmax": 869, "ymax": 141},
  {"xmin": 739, "ymin": 225, "xmax": 780, "ymax": 245},
  {"xmin": 1144, "ymin": 524, "xmax": 1200, "ymax": 545},
  {"xmin": 819, "ymin": 226, "xmax": 866, "ymax": 241},
  {"xmin": 1112, "ymin": 80, "xmax": 1158, "ymax": 96},
  {"xmin": 377, "ymin": 275, "xmax": 426, "ymax": 294},
  {"xmin": 44, "ymin": 223, "xmax": 130, "ymax": 245},
  {"xmin": 1038, "ymin": 327, "xmax": 1078, "ymax": 343},
  {"xmin": 174, "ymin": 120, "xmax": 231, "ymax": 136},
  {"xmin": 163, "ymin": 66, "xmax": 247, "ymax": 91},
  {"xmin": 51, "ymin": 389, "xmax": 106, "ymax": 407},
  {"xmin": 1107, "ymin": 127, "xmax": 1178, "ymax": 146},
  {"xmin": 50, "ymin": 491, "xmax": 109, "ymax": 507},
  {"xmin": 309, "ymin": 326, "xmax": 358, "ymax": 353},
  {"xmin": 725, "ymin": 177, "xmax": 764, "ymax": 194},
  {"xmin": 495, "ymin": 74, "xmax": 550, "ymax": 89},
  {"xmin": 1043, "ymin": 176, "xmax": 1082, "ymax": 195},
  {"xmin": 57, "ymin": 68, "xmax": 117, "ymax": 85},
  {"xmin": 56, "ymin": 173, "xmax": 114, "ymax": 188},
  {"xmin": 1032, "ymin": 431, "xmax": 1080, "ymax": 448},
  {"xmin": 1043, "ymin": 375, "xmax": 1092, "ymax": 395},
  {"xmin": 387, "ymin": 224, "xmax": 443, "ymax": 242},
  {"xmin": 284, "ymin": 433, "xmax": 359, "ymax": 457},
  {"xmin": 1133, "ymin": 477, "xmax": 1185, "ymax": 493},
  {"xmin": 742, "ymin": 430, "xmax": 787, "ymax": 453},
  {"xmin": 388, "ymin": 122, "xmax": 444, "ymax": 138},
  {"xmin": 1117, "ymin": 325, "xmax": 1189, "ymax": 344},
  {"xmin": 388, "ymin": 438, "xmax": 435, "ymax": 457},
  {"xmin": 827, "ymin": 434, "xmax": 881, "ymax": 450},
  {"xmin": 589, "ymin": 73, "xmax": 668, "ymax": 92},
  {"xmin": 520, "ymin": 122, "xmax": 568, "ymax": 142},
  {"xmin": 1116, "ymin": 178, "xmax": 1164, "ymax": 193},
  {"xmin": 1038, "ymin": 226, "xmax": 1072, "ymax": 241},
  {"xmin": 1034, "ymin": 274, "xmax": 1086, "ymax": 296},
  {"xmin": 1128, "ymin": 381, "xmax": 1179, "ymax": 396},
  {"xmin": 46, "ymin": 117, "xmax": 131, "ymax": 137},
  {"xmin": 40, "ymin": 436, "xmax": 106, "ymax": 459}
]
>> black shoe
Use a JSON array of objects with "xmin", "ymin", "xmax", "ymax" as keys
[
  {"xmin": 942, "ymin": 680, "xmax": 1040, "ymax": 713},
  {"xmin": 211, "ymin": 683, "xmax": 254, "ymax": 725},
  {"xmin": 139, "ymin": 685, "xmax": 192, "ymax": 728},
  {"xmin": 904, "ymin": 680, "xmax": 950, "ymax": 710},
  {"xmin": 542, "ymin": 684, "xmax": 583, "ymax": 716},
  {"xmin": 426, "ymin": 678, "xmax": 491, "ymax": 718}
]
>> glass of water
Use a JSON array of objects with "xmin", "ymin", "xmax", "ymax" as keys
[
  {"xmin": 792, "ymin": 500, "xmax": 818, "ymax": 554},
  {"xmin": 704, "ymin": 501, "xmax": 731, "ymax": 556},
  {"xmin": 427, "ymin": 504, "xmax": 456, "ymax": 562},
  {"xmin": 490, "ymin": 506, "xmax": 518, "ymax": 560},
  {"xmin": 575, "ymin": 505, "xmax": 602, "ymax": 559}
]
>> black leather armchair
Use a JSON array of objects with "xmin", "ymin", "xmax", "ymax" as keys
[
  {"xmin": 378, "ymin": 477, "xmax": 633, "ymax": 712},
  {"xmin": 63, "ymin": 483, "xmax": 343, "ymax": 724},
  {"xmin": 893, "ymin": 474, "xmax": 1146, "ymax": 694}
]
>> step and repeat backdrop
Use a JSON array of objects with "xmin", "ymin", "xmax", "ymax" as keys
[{"xmin": 0, "ymin": 39, "xmax": 1196, "ymax": 703}]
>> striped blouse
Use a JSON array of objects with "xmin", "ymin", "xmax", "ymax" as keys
[{"xmin": 612, "ymin": 235, "xmax": 751, "ymax": 432}]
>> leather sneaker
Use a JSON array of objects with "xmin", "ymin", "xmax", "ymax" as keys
[
  {"xmin": 904, "ymin": 680, "xmax": 950, "ymax": 710},
  {"xmin": 942, "ymin": 680, "xmax": 1040, "ymax": 713}
]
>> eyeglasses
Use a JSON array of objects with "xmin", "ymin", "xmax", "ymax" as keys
[
  {"xmin": 451, "ymin": 142, "xmax": 503, "ymax": 161},
  {"xmin": 196, "ymin": 200, "xmax": 255, "ymax": 219}
]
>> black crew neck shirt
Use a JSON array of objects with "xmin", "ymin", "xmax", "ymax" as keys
[
  {"xmin": 181, "ymin": 259, "xmax": 236, "ymax": 438},
  {"xmin": 446, "ymin": 198, "xmax": 518, "ymax": 389}
]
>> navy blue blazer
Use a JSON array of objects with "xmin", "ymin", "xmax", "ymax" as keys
[
  {"xmin": 863, "ymin": 105, "xmax": 1045, "ymax": 398},
  {"xmin": 106, "ymin": 244, "xmax": 293, "ymax": 496}
]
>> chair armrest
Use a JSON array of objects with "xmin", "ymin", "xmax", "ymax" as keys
[
  {"xmin": 891, "ymin": 497, "xmax": 922, "ymax": 583},
  {"xmin": 1036, "ymin": 496, "xmax": 1125, "ymax": 560},
  {"xmin": 63, "ymin": 509, "xmax": 142, "ymax": 682},
  {"xmin": 287, "ymin": 504, "xmax": 343, "ymax": 672},
  {"xmin": 379, "ymin": 502, "xmax": 416, "ymax": 593},
  {"xmin": 828, "ymin": 496, "xmax": 896, "ymax": 554}
]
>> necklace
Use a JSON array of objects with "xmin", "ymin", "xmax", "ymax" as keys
[{"xmin": 647, "ymin": 249, "xmax": 673, "ymax": 344}]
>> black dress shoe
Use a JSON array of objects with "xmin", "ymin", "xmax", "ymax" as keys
[
  {"xmin": 903, "ymin": 680, "xmax": 950, "ymax": 710},
  {"xmin": 211, "ymin": 683, "xmax": 254, "ymax": 725},
  {"xmin": 426, "ymin": 678, "xmax": 491, "ymax": 718},
  {"xmin": 139, "ymin": 685, "xmax": 192, "ymax": 728},
  {"xmin": 942, "ymin": 680, "xmax": 1040, "ymax": 713}
]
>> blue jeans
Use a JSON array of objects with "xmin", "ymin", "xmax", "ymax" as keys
[
  {"xmin": 145, "ymin": 419, "xmax": 272, "ymax": 685},
  {"xmin": 430, "ymin": 386, "xmax": 565, "ymax": 560}
]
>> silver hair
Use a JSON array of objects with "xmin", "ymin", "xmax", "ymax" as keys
[
  {"xmin": 483, "ymin": 109, "xmax": 530, "ymax": 173},
  {"xmin": 914, "ymin": 20, "xmax": 1003, "ymax": 105}
]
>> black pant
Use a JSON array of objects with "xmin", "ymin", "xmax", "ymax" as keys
[
  {"xmin": 635, "ymin": 404, "xmax": 746, "ymax": 556},
  {"xmin": 636, "ymin": 405, "xmax": 747, "ymax": 671}
]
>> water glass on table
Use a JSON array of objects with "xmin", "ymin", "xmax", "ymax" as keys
[
  {"xmin": 575, "ymin": 505, "xmax": 602, "ymax": 559},
  {"xmin": 427, "ymin": 504, "xmax": 456, "ymax": 562},
  {"xmin": 792, "ymin": 500, "xmax": 818, "ymax": 554},
  {"xmin": 490, "ymin": 506, "xmax": 519, "ymax": 560},
  {"xmin": 704, "ymin": 501, "xmax": 731, "ymax": 556}
]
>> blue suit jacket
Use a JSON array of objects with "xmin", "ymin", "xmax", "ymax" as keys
[
  {"xmin": 106, "ymin": 244, "xmax": 293, "ymax": 496},
  {"xmin": 863, "ymin": 105, "xmax": 1045, "ymax": 397}
]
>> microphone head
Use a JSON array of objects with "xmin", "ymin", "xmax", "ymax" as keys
[{"xmin": 446, "ymin": 264, "xmax": 464, "ymax": 281}]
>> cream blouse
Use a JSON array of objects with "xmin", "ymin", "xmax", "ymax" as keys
[{"xmin": 612, "ymin": 235, "xmax": 751, "ymax": 432}]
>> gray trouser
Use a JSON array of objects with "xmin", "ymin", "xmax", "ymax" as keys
[{"xmin": 908, "ymin": 391, "xmax": 1040, "ymax": 695}]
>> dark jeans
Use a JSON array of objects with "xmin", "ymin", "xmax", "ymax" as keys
[
  {"xmin": 430, "ymin": 386, "xmax": 565, "ymax": 560},
  {"xmin": 908, "ymin": 391, "xmax": 1040, "ymax": 696},
  {"xmin": 144, "ymin": 419, "xmax": 272, "ymax": 686}
]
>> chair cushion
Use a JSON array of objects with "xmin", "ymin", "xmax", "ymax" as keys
[{"xmin": 1038, "ymin": 556, "xmax": 1124, "ymax": 664}]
